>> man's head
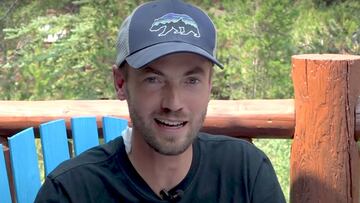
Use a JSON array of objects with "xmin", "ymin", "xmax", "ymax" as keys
[{"xmin": 113, "ymin": 0, "xmax": 222, "ymax": 156}]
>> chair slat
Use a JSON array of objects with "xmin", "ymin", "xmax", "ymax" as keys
[
  {"xmin": 102, "ymin": 116, "xmax": 128, "ymax": 143},
  {"xmin": 0, "ymin": 144, "xmax": 12, "ymax": 203},
  {"xmin": 40, "ymin": 119, "xmax": 70, "ymax": 176},
  {"xmin": 8, "ymin": 128, "xmax": 41, "ymax": 203},
  {"xmin": 71, "ymin": 117, "xmax": 99, "ymax": 156}
]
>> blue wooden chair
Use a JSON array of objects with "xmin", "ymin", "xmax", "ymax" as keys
[{"xmin": 0, "ymin": 116, "xmax": 128, "ymax": 203}]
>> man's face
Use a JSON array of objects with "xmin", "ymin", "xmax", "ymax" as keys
[{"xmin": 120, "ymin": 53, "xmax": 213, "ymax": 156}]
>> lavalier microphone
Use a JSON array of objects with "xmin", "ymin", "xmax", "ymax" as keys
[{"xmin": 160, "ymin": 189, "xmax": 184, "ymax": 202}]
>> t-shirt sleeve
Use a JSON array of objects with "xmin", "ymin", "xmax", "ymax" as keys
[
  {"xmin": 251, "ymin": 157, "xmax": 286, "ymax": 203},
  {"xmin": 34, "ymin": 177, "xmax": 71, "ymax": 203}
]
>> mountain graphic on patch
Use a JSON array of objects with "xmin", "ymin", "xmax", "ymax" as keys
[{"xmin": 149, "ymin": 13, "xmax": 200, "ymax": 38}]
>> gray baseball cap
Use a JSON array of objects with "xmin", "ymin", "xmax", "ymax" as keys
[{"xmin": 115, "ymin": 0, "xmax": 223, "ymax": 69}]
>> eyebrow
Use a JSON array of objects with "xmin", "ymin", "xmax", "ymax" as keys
[
  {"xmin": 141, "ymin": 67, "xmax": 164, "ymax": 76},
  {"xmin": 184, "ymin": 66, "xmax": 206, "ymax": 76},
  {"xmin": 141, "ymin": 65, "xmax": 206, "ymax": 77}
]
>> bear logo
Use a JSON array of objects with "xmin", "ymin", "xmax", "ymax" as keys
[{"xmin": 149, "ymin": 13, "xmax": 200, "ymax": 38}]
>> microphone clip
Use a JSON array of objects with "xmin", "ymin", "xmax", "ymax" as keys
[{"xmin": 160, "ymin": 189, "xmax": 183, "ymax": 202}]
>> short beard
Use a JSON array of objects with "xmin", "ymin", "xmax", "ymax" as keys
[{"xmin": 127, "ymin": 91, "xmax": 207, "ymax": 156}]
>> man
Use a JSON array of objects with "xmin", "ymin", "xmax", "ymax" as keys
[{"xmin": 35, "ymin": 0, "xmax": 285, "ymax": 202}]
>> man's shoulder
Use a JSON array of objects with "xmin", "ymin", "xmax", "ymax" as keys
[
  {"xmin": 197, "ymin": 132, "xmax": 250, "ymax": 142},
  {"xmin": 47, "ymin": 136, "xmax": 124, "ymax": 180},
  {"xmin": 196, "ymin": 132, "xmax": 268, "ymax": 160},
  {"xmin": 197, "ymin": 132, "xmax": 255, "ymax": 149}
]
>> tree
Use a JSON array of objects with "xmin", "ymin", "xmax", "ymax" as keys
[
  {"xmin": 2, "ymin": 0, "xmax": 359, "ymax": 100},
  {"xmin": 203, "ymin": 0, "xmax": 296, "ymax": 99},
  {"xmin": 1, "ymin": 0, "xmax": 143, "ymax": 100}
]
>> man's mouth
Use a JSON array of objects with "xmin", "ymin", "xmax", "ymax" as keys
[{"xmin": 154, "ymin": 118, "xmax": 187, "ymax": 128}]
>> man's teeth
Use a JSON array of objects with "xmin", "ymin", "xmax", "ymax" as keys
[{"xmin": 156, "ymin": 119, "xmax": 186, "ymax": 127}]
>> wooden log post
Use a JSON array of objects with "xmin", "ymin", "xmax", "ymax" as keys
[{"xmin": 291, "ymin": 54, "xmax": 360, "ymax": 203}]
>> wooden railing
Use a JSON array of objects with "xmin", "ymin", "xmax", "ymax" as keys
[
  {"xmin": 0, "ymin": 99, "xmax": 359, "ymax": 139},
  {"xmin": 0, "ymin": 99, "xmax": 297, "ymax": 139},
  {"xmin": 1, "ymin": 54, "xmax": 360, "ymax": 203}
]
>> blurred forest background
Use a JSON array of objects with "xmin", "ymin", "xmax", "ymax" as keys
[{"xmin": 1, "ymin": 0, "xmax": 360, "ymax": 201}]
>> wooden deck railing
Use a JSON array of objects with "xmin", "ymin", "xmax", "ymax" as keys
[
  {"xmin": 0, "ymin": 99, "xmax": 297, "ymax": 139},
  {"xmin": 0, "ymin": 99, "xmax": 359, "ymax": 139},
  {"xmin": 1, "ymin": 54, "xmax": 360, "ymax": 203}
]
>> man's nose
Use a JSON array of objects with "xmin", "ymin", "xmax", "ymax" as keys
[{"xmin": 161, "ymin": 84, "xmax": 183, "ymax": 112}]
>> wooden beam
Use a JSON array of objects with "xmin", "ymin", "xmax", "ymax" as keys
[
  {"xmin": 0, "ymin": 99, "xmax": 359, "ymax": 139},
  {"xmin": 0, "ymin": 99, "xmax": 296, "ymax": 139},
  {"xmin": 290, "ymin": 54, "xmax": 360, "ymax": 203}
]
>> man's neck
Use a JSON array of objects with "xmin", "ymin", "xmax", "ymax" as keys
[{"xmin": 127, "ymin": 132, "xmax": 193, "ymax": 197}]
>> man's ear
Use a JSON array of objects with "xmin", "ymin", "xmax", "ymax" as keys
[{"xmin": 112, "ymin": 65, "xmax": 127, "ymax": 100}]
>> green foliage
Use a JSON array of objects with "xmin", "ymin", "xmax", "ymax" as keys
[
  {"xmin": 1, "ymin": 0, "xmax": 359, "ymax": 100},
  {"xmin": 208, "ymin": 0, "xmax": 296, "ymax": 99},
  {"xmin": 254, "ymin": 139, "xmax": 291, "ymax": 202},
  {"xmin": 291, "ymin": 0, "xmax": 360, "ymax": 54},
  {"xmin": 1, "ymin": 0, "xmax": 141, "ymax": 99}
]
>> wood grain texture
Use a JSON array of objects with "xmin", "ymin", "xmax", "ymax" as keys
[
  {"xmin": 0, "ymin": 99, "xmax": 359, "ymax": 139},
  {"xmin": 290, "ymin": 54, "xmax": 360, "ymax": 203},
  {"xmin": 0, "ymin": 99, "xmax": 297, "ymax": 139}
]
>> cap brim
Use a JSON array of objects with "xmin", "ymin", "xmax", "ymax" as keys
[{"xmin": 126, "ymin": 42, "xmax": 223, "ymax": 69}]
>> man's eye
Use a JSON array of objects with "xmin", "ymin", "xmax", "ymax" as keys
[
  {"xmin": 144, "ymin": 77, "xmax": 160, "ymax": 84},
  {"xmin": 186, "ymin": 77, "xmax": 200, "ymax": 84}
]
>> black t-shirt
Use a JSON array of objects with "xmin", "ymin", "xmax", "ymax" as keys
[{"xmin": 35, "ymin": 133, "xmax": 286, "ymax": 203}]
